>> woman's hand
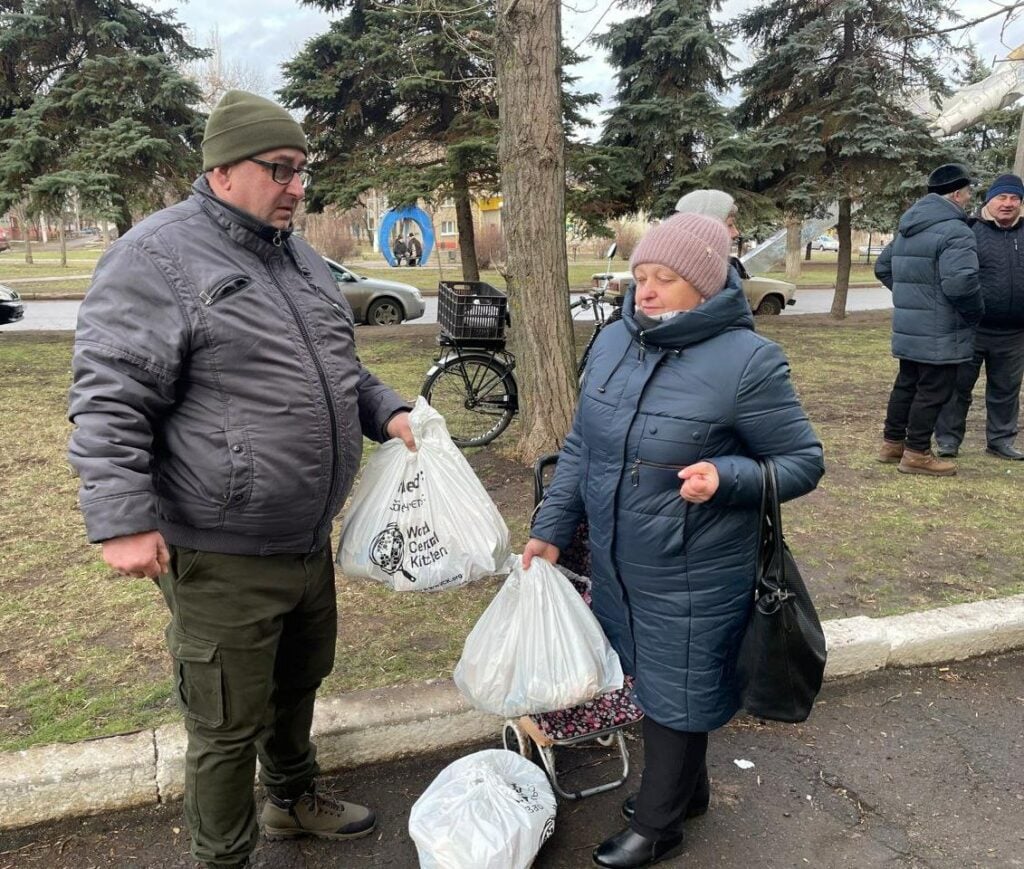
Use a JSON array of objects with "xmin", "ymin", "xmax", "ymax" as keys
[
  {"xmin": 522, "ymin": 538, "xmax": 560, "ymax": 569},
  {"xmin": 678, "ymin": 461, "xmax": 719, "ymax": 503}
]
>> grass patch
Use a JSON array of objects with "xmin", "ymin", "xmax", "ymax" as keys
[
  {"xmin": 762, "ymin": 256, "xmax": 881, "ymax": 286},
  {"xmin": 2, "ymin": 312, "xmax": 1022, "ymax": 750}
]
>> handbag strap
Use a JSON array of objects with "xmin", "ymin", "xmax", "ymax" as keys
[{"xmin": 757, "ymin": 459, "xmax": 789, "ymax": 596}]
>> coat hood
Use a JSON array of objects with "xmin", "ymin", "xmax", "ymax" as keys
[
  {"xmin": 898, "ymin": 192, "xmax": 969, "ymax": 238},
  {"xmin": 622, "ymin": 280, "xmax": 754, "ymax": 350}
]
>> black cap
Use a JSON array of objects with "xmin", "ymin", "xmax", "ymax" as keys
[{"xmin": 927, "ymin": 163, "xmax": 975, "ymax": 195}]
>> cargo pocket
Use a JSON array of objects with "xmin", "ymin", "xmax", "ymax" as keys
[{"xmin": 167, "ymin": 628, "xmax": 224, "ymax": 728}]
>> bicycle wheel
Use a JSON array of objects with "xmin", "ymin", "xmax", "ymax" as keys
[{"xmin": 421, "ymin": 354, "xmax": 517, "ymax": 447}]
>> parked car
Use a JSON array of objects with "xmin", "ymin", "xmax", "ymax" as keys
[
  {"xmin": 323, "ymin": 257, "xmax": 426, "ymax": 326},
  {"xmin": 0, "ymin": 283, "xmax": 25, "ymax": 324},
  {"xmin": 590, "ymin": 267, "xmax": 797, "ymax": 317},
  {"xmin": 812, "ymin": 235, "xmax": 839, "ymax": 252},
  {"xmin": 0, "ymin": 227, "xmax": 10, "ymax": 253}
]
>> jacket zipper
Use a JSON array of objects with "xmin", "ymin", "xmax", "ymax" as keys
[
  {"xmin": 267, "ymin": 250, "xmax": 340, "ymax": 547},
  {"xmin": 200, "ymin": 274, "xmax": 252, "ymax": 306},
  {"xmin": 630, "ymin": 457, "xmax": 684, "ymax": 486}
]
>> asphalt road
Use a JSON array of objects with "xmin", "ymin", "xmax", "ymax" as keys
[
  {"xmin": 1, "ymin": 287, "xmax": 891, "ymax": 333},
  {"xmin": 3, "ymin": 651, "xmax": 1021, "ymax": 868}
]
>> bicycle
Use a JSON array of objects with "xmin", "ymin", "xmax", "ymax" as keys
[{"xmin": 420, "ymin": 256, "xmax": 623, "ymax": 448}]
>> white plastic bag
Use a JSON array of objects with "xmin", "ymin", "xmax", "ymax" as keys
[
  {"xmin": 408, "ymin": 749, "xmax": 556, "ymax": 869},
  {"xmin": 338, "ymin": 398, "xmax": 511, "ymax": 591},
  {"xmin": 453, "ymin": 557, "xmax": 624, "ymax": 716}
]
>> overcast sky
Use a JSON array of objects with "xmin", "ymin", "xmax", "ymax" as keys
[{"xmin": 154, "ymin": 0, "xmax": 1023, "ymax": 132}]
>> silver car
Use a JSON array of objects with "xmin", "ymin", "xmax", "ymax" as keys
[{"xmin": 323, "ymin": 257, "xmax": 426, "ymax": 326}]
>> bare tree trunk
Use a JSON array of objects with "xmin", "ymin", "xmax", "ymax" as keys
[
  {"xmin": 830, "ymin": 197, "xmax": 853, "ymax": 319},
  {"xmin": 496, "ymin": 0, "xmax": 577, "ymax": 462},
  {"xmin": 784, "ymin": 213, "xmax": 802, "ymax": 280},
  {"xmin": 58, "ymin": 222, "xmax": 67, "ymax": 267},
  {"xmin": 453, "ymin": 174, "xmax": 480, "ymax": 281},
  {"xmin": 1014, "ymin": 106, "xmax": 1024, "ymax": 178}
]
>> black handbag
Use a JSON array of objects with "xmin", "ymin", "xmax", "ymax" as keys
[{"xmin": 736, "ymin": 459, "xmax": 827, "ymax": 723}]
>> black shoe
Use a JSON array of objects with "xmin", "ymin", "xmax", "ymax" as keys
[
  {"xmin": 621, "ymin": 771, "xmax": 710, "ymax": 823},
  {"xmin": 593, "ymin": 827, "xmax": 684, "ymax": 868},
  {"xmin": 935, "ymin": 443, "xmax": 959, "ymax": 458},
  {"xmin": 986, "ymin": 443, "xmax": 1024, "ymax": 460}
]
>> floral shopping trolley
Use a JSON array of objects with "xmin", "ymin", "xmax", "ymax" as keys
[{"xmin": 501, "ymin": 455, "xmax": 645, "ymax": 801}]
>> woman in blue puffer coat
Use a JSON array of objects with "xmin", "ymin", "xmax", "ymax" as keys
[{"xmin": 525, "ymin": 213, "xmax": 824, "ymax": 869}]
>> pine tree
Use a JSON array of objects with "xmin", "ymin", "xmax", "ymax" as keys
[
  {"xmin": 281, "ymin": 0, "xmax": 497, "ymax": 279},
  {"xmin": 0, "ymin": 0, "xmax": 205, "ymax": 237},
  {"xmin": 734, "ymin": 0, "xmax": 959, "ymax": 317},
  {"xmin": 593, "ymin": 0, "xmax": 736, "ymax": 217}
]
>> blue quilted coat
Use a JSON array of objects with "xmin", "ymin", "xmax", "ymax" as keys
[
  {"xmin": 530, "ymin": 284, "xmax": 824, "ymax": 731},
  {"xmin": 874, "ymin": 193, "xmax": 983, "ymax": 363}
]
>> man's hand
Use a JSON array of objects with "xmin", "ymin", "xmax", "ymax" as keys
[
  {"xmin": 522, "ymin": 538, "xmax": 560, "ymax": 569},
  {"xmin": 678, "ymin": 461, "xmax": 720, "ymax": 503},
  {"xmin": 102, "ymin": 531, "xmax": 170, "ymax": 579},
  {"xmin": 386, "ymin": 411, "xmax": 416, "ymax": 451}
]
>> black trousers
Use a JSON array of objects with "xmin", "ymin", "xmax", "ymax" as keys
[
  {"xmin": 630, "ymin": 717, "xmax": 708, "ymax": 839},
  {"xmin": 883, "ymin": 358, "xmax": 960, "ymax": 452},
  {"xmin": 934, "ymin": 327, "xmax": 1024, "ymax": 449}
]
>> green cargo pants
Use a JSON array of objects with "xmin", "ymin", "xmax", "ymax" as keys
[{"xmin": 158, "ymin": 544, "xmax": 337, "ymax": 867}]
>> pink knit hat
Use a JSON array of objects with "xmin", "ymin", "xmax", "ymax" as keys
[{"xmin": 629, "ymin": 213, "xmax": 730, "ymax": 300}]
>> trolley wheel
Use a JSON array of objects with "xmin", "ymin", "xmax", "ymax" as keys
[
  {"xmin": 421, "ymin": 354, "xmax": 516, "ymax": 447},
  {"xmin": 502, "ymin": 721, "xmax": 533, "ymax": 760}
]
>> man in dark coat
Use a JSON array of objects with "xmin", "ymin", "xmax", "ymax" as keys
[
  {"xmin": 407, "ymin": 233, "xmax": 422, "ymax": 266},
  {"xmin": 934, "ymin": 172, "xmax": 1024, "ymax": 460},
  {"xmin": 875, "ymin": 163, "xmax": 983, "ymax": 476}
]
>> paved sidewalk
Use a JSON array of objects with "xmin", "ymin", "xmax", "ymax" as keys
[
  {"xmin": 3, "ymin": 650, "xmax": 1022, "ymax": 868},
  {"xmin": 1, "ymin": 594, "xmax": 1022, "ymax": 836}
]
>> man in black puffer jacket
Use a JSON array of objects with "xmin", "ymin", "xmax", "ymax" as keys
[
  {"xmin": 934, "ymin": 173, "xmax": 1024, "ymax": 460},
  {"xmin": 875, "ymin": 163, "xmax": 983, "ymax": 476}
]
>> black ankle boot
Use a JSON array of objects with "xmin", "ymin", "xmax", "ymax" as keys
[
  {"xmin": 621, "ymin": 770, "xmax": 711, "ymax": 823},
  {"xmin": 592, "ymin": 827, "xmax": 684, "ymax": 868}
]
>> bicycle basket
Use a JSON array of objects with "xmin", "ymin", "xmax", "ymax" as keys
[{"xmin": 438, "ymin": 281, "xmax": 507, "ymax": 343}]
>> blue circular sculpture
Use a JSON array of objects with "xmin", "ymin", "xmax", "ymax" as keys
[{"xmin": 378, "ymin": 206, "xmax": 435, "ymax": 267}]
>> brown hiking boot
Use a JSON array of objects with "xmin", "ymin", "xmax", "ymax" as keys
[
  {"xmin": 878, "ymin": 439, "xmax": 904, "ymax": 463},
  {"xmin": 897, "ymin": 447, "xmax": 956, "ymax": 477},
  {"xmin": 260, "ymin": 784, "xmax": 375, "ymax": 841}
]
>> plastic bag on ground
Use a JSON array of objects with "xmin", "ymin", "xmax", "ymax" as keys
[
  {"xmin": 338, "ymin": 397, "xmax": 511, "ymax": 591},
  {"xmin": 408, "ymin": 749, "xmax": 556, "ymax": 869},
  {"xmin": 453, "ymin": 557, "xmax": 624, "ymax": 716}
]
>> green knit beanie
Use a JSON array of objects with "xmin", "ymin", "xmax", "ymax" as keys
[{"xmin": 201, "ymin": 90, "xmax": 307, "ymax": 171}]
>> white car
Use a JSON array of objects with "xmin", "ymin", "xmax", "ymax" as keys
[
  {"xmin": 812, "ymin": 235, "xmax": 839, "ymax": 252},
  {"xmin": 590, "ymin": 267, "xmax": 797, "ymax": 317}
]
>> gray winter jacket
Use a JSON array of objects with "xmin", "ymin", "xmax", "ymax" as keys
[
  {"xmin": 875, "ymin": 193, "xmax": 983, "ymax": 364},
  {"xmin": 68, "ymin": 177, "xmax": 409, "ymax": 555}
]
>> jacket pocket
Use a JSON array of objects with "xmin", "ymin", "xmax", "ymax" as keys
[
  {"xmin": 200, "ymin": 274, "xmax": 252, "ymax": 306},
  {"xmin": 167, "ymin": 628, "xmax": 224, "ymax": 728},
  {"xmin": 637, "ymin": 416, "xmax": 710, "ymax": 466},
  {"xmin": 223, "ymin": 428, "xmax": 253, "ymax": 510}
]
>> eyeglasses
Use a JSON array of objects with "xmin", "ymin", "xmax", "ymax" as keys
[{"xmin": 247, "ymin": 157, "xmax": 312, "ymax": 186}]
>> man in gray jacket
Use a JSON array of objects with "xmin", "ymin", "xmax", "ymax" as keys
[
  {"xmin": 876, "ymin": 163, "xmax": 983, "ymax": 476},
  {"xmin": 68, "ymin": 91, "xmax": 413, "ymax": 869},
  {"xmin": 934, "ymin": 172, "xmax": 1024, "ymax": 460}
]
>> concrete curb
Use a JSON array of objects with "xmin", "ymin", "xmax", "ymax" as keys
[{"xmin": 2, "ymin": 594, "xmax": 1022, "ymax": 831}]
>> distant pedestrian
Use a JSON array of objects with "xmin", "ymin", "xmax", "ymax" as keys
[
  {"xmin": 392, "ymin": 236, "xmax": 408, "ymax": 266},
  {"xmin": 934, "ymin": 172, "xmax": 1024, "ymax": 461},
  {"xmin": 407, "ymin": 233, "xmax": 422, "ymax": 266},
  {"xmin": 875, "ymin": 162, "xmax": 984, "ymax": 476}
]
